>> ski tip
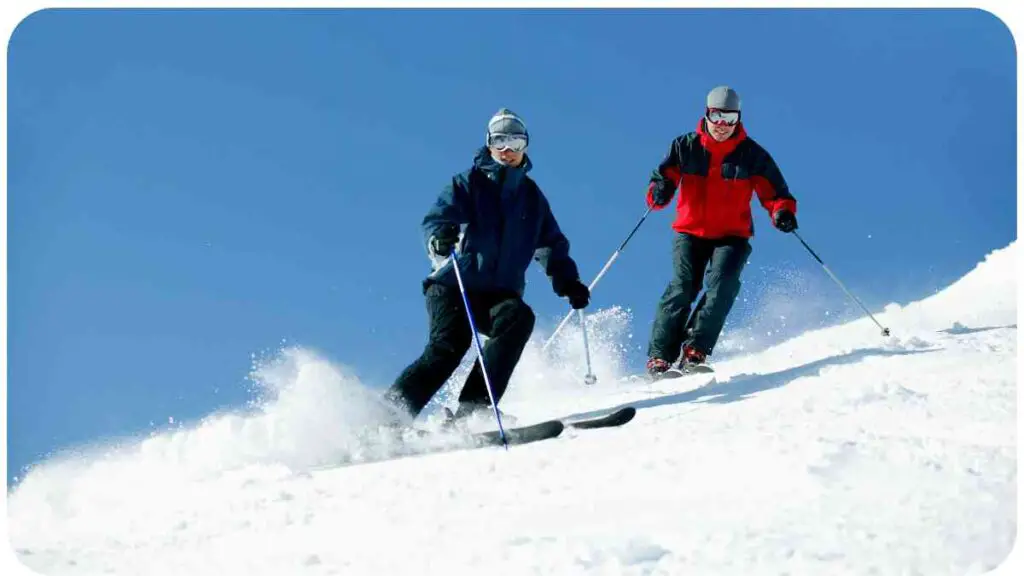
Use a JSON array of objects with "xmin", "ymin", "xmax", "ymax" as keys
[
  {"xmin": 606, "ymin": 406, "xmax": 636, "ymax": 419},
  {"xmin": 482, "ymin": 419, "xmax": 565, "ymax": 446},
  {"xmin": 612, "ymin": 406, "xmax": 637, "ymax": 423},
  {"xmin": 567, "ymin": 406, "xmax": 637, "ymax": 429}
]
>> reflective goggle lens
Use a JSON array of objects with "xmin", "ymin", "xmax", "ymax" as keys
[
  {"xmin": 487, "ymin": 133, "xmax": 528, "ymax": 152},
  {"xmin": 706, "ymin": 109, "xmax": 740, "ymax": 126}
]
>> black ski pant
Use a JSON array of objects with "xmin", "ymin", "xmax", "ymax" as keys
[
  {"xmin": 647, "ymin": 232, "xmax": 751, "ymax": 362},
  {"xmin": 386, "ymin": 282, "xmax": 536, "ymax": 417}
]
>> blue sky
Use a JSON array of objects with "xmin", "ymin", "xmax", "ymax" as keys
[{"xmin": 7, "ymin": 8, "xmax": 1016, "ymax": 482}]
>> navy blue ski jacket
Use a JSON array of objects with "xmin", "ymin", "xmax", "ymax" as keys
[{"xmin": 421, "ymin": 147, "xmax": 581, "ymax": 297}]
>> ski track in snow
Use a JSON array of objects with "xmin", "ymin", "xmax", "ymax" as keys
[{"xmin": 5, "ymin": 242, "xmax": 1018, "ymax": 576}]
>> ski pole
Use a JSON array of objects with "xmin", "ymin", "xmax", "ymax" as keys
[
  {"xmin": 793, "ymin": 230, "xmax": 891, "ymax": 337},
  {"xmin": 449, "ymin": 248, "xmax": 509, "ymax": 449},
  {"xmin": 578, "ymin": 309, "xmax": 597, "ymax": 385},
  {"xmin": 542, "ymin": 205, "xmax": 654, "ymax": 351}
]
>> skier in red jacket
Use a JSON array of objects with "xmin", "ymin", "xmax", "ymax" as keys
[{"xmin": 645, "ymin": 86, "xmax": 798, "ymax": 378}]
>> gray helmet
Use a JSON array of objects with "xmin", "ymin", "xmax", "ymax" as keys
[
  {"xmin": 706, "ymin": 86, "xmax": 741, "ymax": 111},
  {"xmin": 487, "ymin": 108, "xmax": 528, "ymax": 137}
]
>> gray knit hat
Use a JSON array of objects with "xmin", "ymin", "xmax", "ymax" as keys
[
  {"xmin": 706, "ymin": 86, "xmax": 741, "ymax": 111},
  {"xmin": 487, "ymin": 108, "xmax": 528, "ymax": 137}
]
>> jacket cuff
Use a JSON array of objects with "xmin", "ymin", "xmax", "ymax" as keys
[{"xmin": 772, "ymin": 199, "xmax": 797, "ymax": 218}]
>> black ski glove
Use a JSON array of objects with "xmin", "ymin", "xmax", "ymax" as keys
[
  {"xmin": 429, "ymin": 224, "xmax": 459, "ymax": 257},
  {"xmin": 773, "ymin": 210, "xmax": 798, "ymax": 233},
  {"xmin": 650, "ymin": 180, "xmax": 675, "ymax": 207},
  {"xmin": 556, "ymin": 278, "xmax": 590, "ymax": 310}
]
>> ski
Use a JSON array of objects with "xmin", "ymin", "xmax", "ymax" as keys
[
  {"xmin": 470, "ymin": 406, "xmax": 637, "ymax": 446},
  {"xmin": 376, "ymin": 406, "xmax": 638, "ymax": 463},
  {"xmin": 472, "ymin": 419, "xmax": 565, "ymax": 446},
  {"xmin": 318, "ymin": 407, "xmax": 637, "ymax": 470},
  {"xmin": 473, "ymin": 407, "xmax": 636, "ymax": 444},
  {"xmin": 564, "ymin": 406, "xmax": 636, "ymax": 429}
]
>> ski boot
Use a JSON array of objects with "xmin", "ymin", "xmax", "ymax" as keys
[
  {"xmin": 646, "ymin": 357, "xmax": 672, "ymax": 381},
  {"xmin": 678, "ymin": 345, "xmax": 713, "ymax": 374}
]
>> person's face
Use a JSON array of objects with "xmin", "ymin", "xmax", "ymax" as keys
[
  {"xmin": 487, "ymin": 133, "xmax": 528, "ymax": 166},
  {"xmin": 705, "ymin": 108, "xmax": 740, "ymax": 141},
  {"xmin": 490, "ymin": 147, "xmax": 524, "ymax": 166}
]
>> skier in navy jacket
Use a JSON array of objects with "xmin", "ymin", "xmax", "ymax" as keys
[{"xmin": 386, "ymin": 109, "xmax": 590, "ymax": 422}]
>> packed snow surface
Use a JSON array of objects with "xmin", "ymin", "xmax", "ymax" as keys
[{"xmin": 6, "ymin": 242, "xmax": 1017, "ymax": 575}]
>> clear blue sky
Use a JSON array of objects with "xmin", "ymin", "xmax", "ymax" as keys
[{"xmin": 7, "ymin": 8, "xmax": 1016, "ymax": 482}]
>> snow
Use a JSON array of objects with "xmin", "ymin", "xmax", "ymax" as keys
[{"xmin": 5, "ymin": 242, "xmax": 1018, "ymax": 576}]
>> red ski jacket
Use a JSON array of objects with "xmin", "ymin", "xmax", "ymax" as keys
[{"xmin": 646, "ymin": 119, "xmax": 796, "ymax": 239}]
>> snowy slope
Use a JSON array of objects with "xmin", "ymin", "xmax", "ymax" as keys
[{"xmin": 5, "ymin": 242, "xmax": 1017, "ymax": 576}]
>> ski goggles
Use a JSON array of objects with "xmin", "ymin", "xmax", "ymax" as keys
[
  {"xmin": 706, "ymin": 108, "xmax": 741, "ymax": 126},
  {"xmin": 487, "ymin": 132, "xmax": 529, "ymax": 152}
]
